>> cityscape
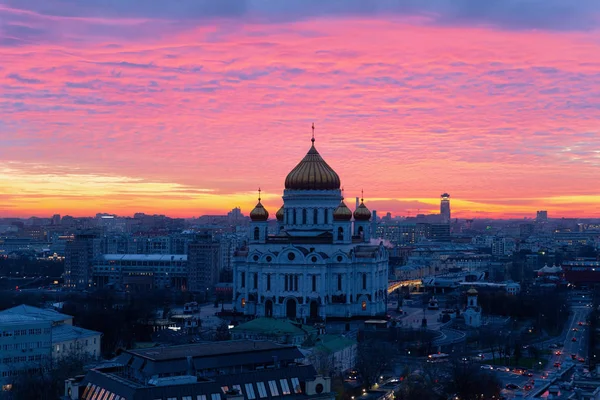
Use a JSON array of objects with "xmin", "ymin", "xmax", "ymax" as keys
[{"xmin": 2, "ymin": 1, "xmax": 600, "ymax": 400}]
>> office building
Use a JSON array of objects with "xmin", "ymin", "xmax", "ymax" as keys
[
  {"xmin": 0, "ymin": 305, "xmax": 101, "ymax": 389},
  {"xmin": 188, "ymin": 233, "xmax": 222, "ymax": 292},
  {"xmin": 64, "ymin": 233, "xmax": 101, "ymax": 289}
]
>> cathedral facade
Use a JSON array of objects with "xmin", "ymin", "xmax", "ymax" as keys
[{"xmin": 233, "ymin": 136, "xmax": 389, "ymax": 320}]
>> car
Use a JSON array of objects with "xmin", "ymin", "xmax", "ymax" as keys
[
  {"xmin": 549, "ymin": 344, "xmax": 558, "ymax": 349},
  {"xmin": 505, "ymin": 384, "xmax": 520, "ymax": 390},
  {"xmin": 578, "ymin": 357, "xmax": 585, "ymax": 363},
  {"xmin": 496, "ymin": 366, "xmax": 510, "ymax": 372},
  {"xmin": 572, "ymin": 337, "xmax": 578, "ymax": 342},
  {"xmin": 554, "ymin": 362, "xmax": 562, "ymax": 368},
  {"xmin": 573, "ymin": 328, "xmax": 579, "ymax": 332},
  {"xmin": 555, "ymin": 350, "xmax": 562, "ymax": 356},
  {"xmin": 572, "ymin": 354, "xmax": 577, "ymax": 360},
  {"xmin": 477, "ymin": 353, "xmax": 485, "ymax": 360},
  {"xmin": 541, "ymin": 372, "xmax": 549, "ymax": 379},
  {"xmin": 579, "ymin": 321, "xmax": 584, "ymax": 326},
  {"xmin": 480, "ymin": 365, "xmax": 494, "ymax": 370},
  {"xmin": 523, "ymin": 371, "xmax": 534, "ymax": 377},
  {"xmin": 524, "ymin": 384, "xmax": 533, "ymax": 391}
]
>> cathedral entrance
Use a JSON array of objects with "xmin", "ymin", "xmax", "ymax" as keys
[
  {"xmin": 309, "ymin": 301, "xmax": 319, "ymax": 320},
  {"xmin": 265, "ymin": 300, "xmax": 273, "ymax": 317},
  {"xmin": 286, "ymin": 298, "xmax": 297, "ymax": 320}
]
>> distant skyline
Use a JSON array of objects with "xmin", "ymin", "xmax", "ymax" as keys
[{"xmin": 2, "ymin": 1, "xmax": 600, "ymax": 219}]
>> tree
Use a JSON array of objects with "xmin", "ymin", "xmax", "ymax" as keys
[
  {"xmin": 214, "ymin": 320, "xmax": 231, "ymax": 341},
  {"xmin": 514, "ymin": 344, "xmax": 523, "ymax": 365},
  {"xmin": 309, "ymin": 348, "xmax": 334, "ymax": 376},
  {"xmin": 444, "ymin": 361, "xmax": 502, "ymax": 400},
  {"xmin": 396, "ymin": 374, "xmax": 440, "ymax": 400},
  {"xmin": 355, "ymin": 340, "xmax": 393, "ymax": 389},
  {"xmin": 10, "ymin": 352, "xmax": 89, "ymax": 400}
]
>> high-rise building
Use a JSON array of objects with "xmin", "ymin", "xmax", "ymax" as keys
[
  {"xmin": 233, "ymin": 135, "xmax": 389, "ymax": 320},
  {"xmin": 187, "ymin": 233, "xmax": 221, "ymax": 292},
  {"xmin": 64, "ymin": 233, "xmax": 100, "ymax": 289},
  {"xmin": 440, "ymin": 193, "xmax": 451, "ymax": 223},
  {"xmin": 536, "ymin": 210, "xmax": 548, "ymax": 221},
  {"xmin": 51, "ymin": 214, "xmax": 61, "ymax": 226}
]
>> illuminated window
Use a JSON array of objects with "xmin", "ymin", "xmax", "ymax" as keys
[
  {"xmin": 245, "ymin": 384, "xmax": 256, "ymax": 399},
  {"xmin": 362, "ymin": 301, "xmax": 367, "ymax": 311},
  {"xmin": 256, "ymin": 382, "xmax": 268, "ymax": 398},
  {"xmin": 280, "ymin": 379, "xmax": 291, "ymax": 395},
  {"xmin": 241, "ymin": 298, "xmax": 246, "ymax": 308},
  {"xmin": 290, "ymin": 378, "xmax": 302, "ymax": 394},
  {"xmin": 268, "ymin": 381, "xmax": 279, "ymax": 396}
]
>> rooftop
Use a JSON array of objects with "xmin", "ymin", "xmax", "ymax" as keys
[
  {"xmin": 232, "ymin": 318, "xmax": 316, "ymax": 337},
  {"xmin": 52, "ymin": 323, "xmax": 101, "ymax": 343},
  {"xmin": 0, "ymin": 304, "xmax": 72, "ymax": 323},
  {"xmin": 102, "ymin": 254, "xmax": 187, "ymax": 262},
  {"xmin": 128, "ymin": 340, "xmax": 295, "ymax": 361}
]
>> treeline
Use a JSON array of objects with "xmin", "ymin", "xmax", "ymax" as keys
[{"xmin": 477, "ymin": 289, "xmax": 569, "ymax": 334}]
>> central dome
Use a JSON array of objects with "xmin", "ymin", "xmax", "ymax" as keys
[{"xmin": 285, "ymin": 139, "xmax": 341, "ymax": 191}]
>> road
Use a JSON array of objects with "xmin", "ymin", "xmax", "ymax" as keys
[{"xmin": 493, "ymin": 292, "xmax": 592, "ymax": 399}]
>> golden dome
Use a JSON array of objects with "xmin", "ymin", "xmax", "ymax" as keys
[
  {"xmin": 285, "ymin": 138, "xmax": 340, "ymax": 191},
  {"xmin": 250, "ymin": 200, "xmax": 269, "ymax": 221},
  {"xmin": 333, "ymin": 200, "xmax": 352, "ymax": 221},
  {"xmin": 353, "ymin": 200, "xmax": 371, "ymax": 221},
  {"xmin": 250, "ymin": 190, "xmax": 269, "ymax": 221},
  {"xmin": 276, "ymin": 205, "xmax": 284, "ymax": 221},
  {"xmin": 467, "ymin": 287, "xmax": 478, "ymax": 295}
]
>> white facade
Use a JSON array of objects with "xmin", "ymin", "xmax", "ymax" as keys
[
  {"xmin": 233, "ymin": 139, "xmax": 389, "ymax": 320},
  {"xmin": 464, "ymin": 290, "xmax": 482, "ymax": 327}
]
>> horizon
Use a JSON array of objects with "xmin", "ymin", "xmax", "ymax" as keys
[{"xmin": 2, "ymin": 1, "xmax": 600, "ymax": 219}]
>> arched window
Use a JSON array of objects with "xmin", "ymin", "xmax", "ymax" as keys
[
  {"xmin": 337, "ymin": 227, "xmax": 343, "ymax": 241},
  {"xmin": 358, "ymin": 226, "xmax": 364, "ymax": 237},
  {"xmin": 324, "ymin": 209, "xmax": 329, "ymax": 224},
  {"xmin": 293, "ymin": 209, "xmax": 297, "ymax": 225},
  {"xmin": 313, "ymin": 209, "xmax": 318, "ymax": 224},
  {"xmin": 302, "ymin": 209, "xmax": 307, "ymax": 224},
  {"xmin": 253, "ymin": 227, "xmax": 259, "ymax": 240},
  {"xmin": 362, "ymin": 273, "xmax": 367, "ymax": 290}
]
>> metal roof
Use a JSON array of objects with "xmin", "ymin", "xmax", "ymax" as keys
[
  {"xmin": 52, "ymin": 324, "xmax": 101, "ymax": 343},
  {"xmin": 102, "ymin": 254, "xmax": 187, "ymax": 262},
  {"xmin": 128, "ymin": 340, "xmax": 296, "ymax": 361},
  {"xmin": 0, "ymin": 304, "xmax": 72, "ymax": 323}
]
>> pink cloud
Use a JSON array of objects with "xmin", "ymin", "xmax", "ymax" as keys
[{"xmin": 1, "ymin": 6, "xmax": 600, "ymax": 218}]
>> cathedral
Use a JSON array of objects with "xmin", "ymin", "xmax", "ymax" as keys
[{"xmin": 233, "ymin": 133, "xmax": 389, "ymax": 320}]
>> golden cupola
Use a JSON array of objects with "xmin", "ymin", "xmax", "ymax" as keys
[
  {"xmin": 249, "ymin": 190, "xmax": 269, "ymax": 221},
  {"xmin": 275, "ymin": 205, "xmax": 284, "ymax": 221},
  {"xmin": 284, "ymin": 133, "xmax": 340, "ymax": 191},
  {"xmin": 353, "ymin": 198, "xmax": 372, "ymax": 221},
  {"xmin": 333, "ymin": 199, "xmax": 352, "ymax": 221}
]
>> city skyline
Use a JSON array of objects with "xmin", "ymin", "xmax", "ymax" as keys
[{"xmin": 2, "ymin": 1, "xmax": 600, "ymax": 219}]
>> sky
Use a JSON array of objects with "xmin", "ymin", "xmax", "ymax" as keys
[{"xmin": 1, "ymin": 0, "xmax": 600, "ymax": 219}]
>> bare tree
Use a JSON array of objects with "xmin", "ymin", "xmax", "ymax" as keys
[{"xmin": 355, "ymin": 340, "xmax": 394, "ymax": 389}]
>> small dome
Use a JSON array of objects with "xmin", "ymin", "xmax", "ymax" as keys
[
  {"xmin": 333, "ymin": 201, "xmax": 352, "ymax": 221},
  {"xmin": 353, "ymin": 201, "xmax": 371, "ymax": 221},
  {"xmin": 276, "ymin": 205, "xmax": 284, "ymax": 221},
  {"xmin": 284, "ymin": 138, "xmax": 340, "ymax": 191},
  {"xmin": 250, "ymin": 200, "xmax": 269, "ymax": 221},
  {"xmin": 467, "ymin": 287, "xmax": 478, "ymax": 295}
]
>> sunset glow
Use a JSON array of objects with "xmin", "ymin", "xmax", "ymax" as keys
[{"xmin": 2, "ymin": 1, "xmax": 600, "ymax": 219}]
